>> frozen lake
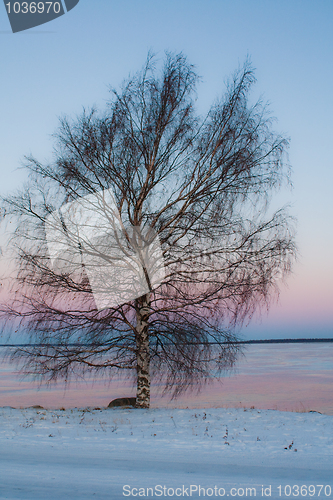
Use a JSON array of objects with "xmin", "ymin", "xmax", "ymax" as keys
[{"xmin": 0, "ymin": 343, "xmax": 332, "ymax": 414}]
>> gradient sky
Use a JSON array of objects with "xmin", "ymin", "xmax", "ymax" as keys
[{"xmin": 0, "ymin": 0, "xmax": 332, "ymax": 339}]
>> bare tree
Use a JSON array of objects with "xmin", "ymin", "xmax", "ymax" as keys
[{"xmin": 0, "ymin": 53, "xmax": 296, "ymax": 408}]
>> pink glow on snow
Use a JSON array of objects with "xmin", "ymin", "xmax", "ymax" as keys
[{"xmin": 1, "ymin": 344, "xmax": 332, "ymax": 415}]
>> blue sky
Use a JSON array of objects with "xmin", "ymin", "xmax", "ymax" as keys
[{"xmin": 0, "ymin": 0, "xmax": 332, "ymax": 339}]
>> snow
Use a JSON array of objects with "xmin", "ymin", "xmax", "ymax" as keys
[{"xmin": 1, "ymin": 406, "xmax": 332, "ymax": 499}]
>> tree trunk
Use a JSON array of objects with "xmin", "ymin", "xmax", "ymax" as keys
[{"xmin": 135, "ymin": 293, "xmax": 151, "ymax": 408}]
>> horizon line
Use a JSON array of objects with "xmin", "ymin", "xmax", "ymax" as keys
[{"xmin": 0, "ymin": 338, "xmax": 333, "ymax": 347}]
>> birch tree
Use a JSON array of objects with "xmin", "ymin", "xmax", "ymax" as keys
[{"xmin": 0, "ymin": 53, "xmax": 296, "ymax": 408}]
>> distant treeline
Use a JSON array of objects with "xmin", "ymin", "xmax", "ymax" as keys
[
  {"xmin": 233, "ymin": 338, "xmax": 333, "ymax": 344},
  {"xmin": 1, "ymin": 338, "xmax": 333, "ymax": 347}
]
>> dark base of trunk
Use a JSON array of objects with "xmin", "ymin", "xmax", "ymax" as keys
[{"xmin": 107, "ymin": 397, "xmax": 136, "ymax": 408}]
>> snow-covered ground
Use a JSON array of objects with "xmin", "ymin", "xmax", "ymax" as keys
[{"xmin": 1, "ymin": 406, "xmax": 332, "ymax": 499}]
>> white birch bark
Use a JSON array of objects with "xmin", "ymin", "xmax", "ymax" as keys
[{"xmin": 135, "ymin": 294, "xmax": 151, "ymax": 408}]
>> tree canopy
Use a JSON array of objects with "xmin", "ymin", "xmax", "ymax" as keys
[{"xmin": 0, "ymin": 53, "xmax": 296, "ymax": 407}]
